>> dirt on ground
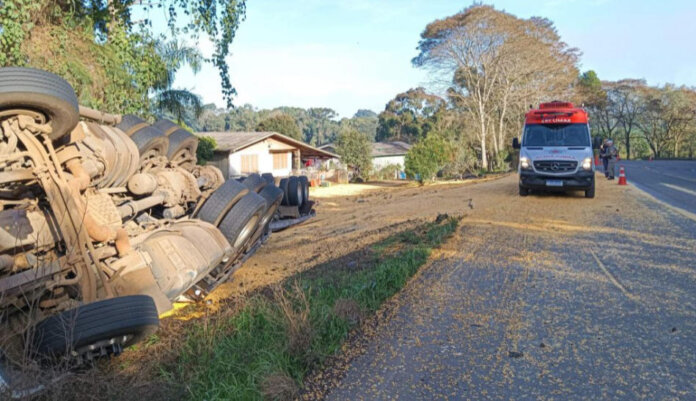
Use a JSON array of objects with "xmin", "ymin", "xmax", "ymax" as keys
[
  {"xmin": 207, "ymin": 171, "xmax": 663, "ymax": 306},
  {"xmin": 300, "ymin": 174, "xmax": 696, "ymax": 400},
  {"xmin": 44, "ymin": 171, "xmax": 679, "ymax": 400},
  {"xmin": 206, "ymin": 176, "xmax": 506, "ymax": 306}
]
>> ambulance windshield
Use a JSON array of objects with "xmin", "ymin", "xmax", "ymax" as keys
[{"xmin": 523, "ymin": 124, "xmax": 590, "ymax": 147}]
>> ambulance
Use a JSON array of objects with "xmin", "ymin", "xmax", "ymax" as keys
[{"xmin": 512, "ymin": 101, "xmax": 600, "ymax": 198}]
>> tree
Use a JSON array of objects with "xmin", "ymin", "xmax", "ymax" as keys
[
  {"xmin": 197, "ymin": 136, "xmax": 217, "ymax": 165},
  {"xmin": 305, "ymin": 108, "xmax": 340, "ymax": 145},
  {"xmin": 354, "ymin": 109, "xmax": 378, "ymax": 118},
  {"xmin": 336, "ymin": 128, "xmax": 372, "ymax": 181},
  {"xmin": 413, "ymin": 5, "xmax": 579, "ymax": 169},
  {"xmin": 610, "ymin": 79, "xmax": 646, "ymax": 159},
  {"xmin": 256, "ymin": 113, "xmax": 303, "ymax": 140},
  {"xmin": 577, "ymin": 71, "xmax": 613, "ymax": 139},
  {"xmin": 1, "ymin": 0, "xmax": 247, "ymax": 113},
  {"xmin": 377, "ymin": 88, "xmax": 445, "ymax": 143},
  {"xmin": 153, "ymin": 40, "xmax": 204, "ymax": 123},
  {"xmin": 341, "ymin": 111, "xmax": 379, "ymax": 141},
  {"xmin": 405, "ymin": 132, "xmax": 452, "ymax": 184}
]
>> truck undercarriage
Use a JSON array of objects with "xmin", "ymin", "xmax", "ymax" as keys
[{"xmin": 0, "ymin": 67, "xmax": 301, "ymax": 393}]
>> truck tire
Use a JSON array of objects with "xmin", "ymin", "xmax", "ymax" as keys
[
  {"xmin": 0, "ymin": 67, "xmax": 79, "ymax": 141},
  {"xmin": 196, "ymin": 179, "xmax": 249, "ymax": 226},
  {"xmin": 218, "ymin": 192, "xmax": 266, "ymax": 250},
  {"xmin": 115, "ymin": 114, "xmax": 148, "ymax": 135},
  {"xmin": 287, "ymin": 176, "xmax": 303, "ymax": 206},
  {"xmin": 116, "ymin": 115, "xmax": 169, "ymax": 160},
  {"xmin": 585, "ymin": 180, "xmax": 595, "ymax": 199},
  {"xmin": 519, "ymin": 185, "xmax": 529, "ymax": 196},
  {"xmin": 153, "ymin": 119, "xmax": 198, "ymax": 166},
  {"xmin": 278, "ymin": 178, "xmax": 289, "ymax": 205},
  {"xmin": 242, "ymin": 173, "xmax": 266, "ymax": 193},
  {"xmin": 152, "ymin": 118, "xmax": 179, "ymax": 135},
  {"xmin": 299, "ymin": 176, "xmax": 310, "ymax": 206},
  {"xmin": 32, "ymin": 295, "xmax": 159, "ymax": 358},
  {"xmin": 258, "ymin": 184, "xmax": 284, "ymax": 228},
  {"xmin": 167, "ymin": 129, "xmax": 198, "ymax": 166},
  {"xmin": 247, "ymin": 184, "xmax": 284, "ymax": 247},
  {"xmin": 261, "ymin": 173, "xmax": 275, "ymax": 186}
]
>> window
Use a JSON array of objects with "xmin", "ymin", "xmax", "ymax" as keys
[
  {"xmin": 523, "ymin": 124, "xmax": 590, "ymax": 147},
  {"xmin": 240, "ymin": 154, "xmax": 259, "ymax": 174},
  {"xmin": 273, "ymin": 152, "xmax": 289, "ymax": 170}
]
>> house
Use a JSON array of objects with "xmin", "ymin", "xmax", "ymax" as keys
[
  {"xmin": 318, "ymin": 141, "xmax": 412, "ymax": 170},
  {"xmin": 195, "ymin": 131, "xmax": 338, "ymax": 179},
  {"xmin": 371, "ymin": 141, "xmax": 411, "ymax": 170}
]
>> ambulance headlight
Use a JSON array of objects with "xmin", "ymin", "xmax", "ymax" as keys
[
  {"xmin": 520, "ymin": 157, "xmax": 531, "ymax": 170},
  {"xmin": 582, "ymin": 157, "xmax": 592, "ymax": 170}
]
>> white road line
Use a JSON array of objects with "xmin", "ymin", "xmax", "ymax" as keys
[
  {"xmin": 663, "ymin": 183, "xmax": 696, "ymax": 197},
  {"xmin": 629, "ymin": 185, "xmax": 696, "ymax": 223}
]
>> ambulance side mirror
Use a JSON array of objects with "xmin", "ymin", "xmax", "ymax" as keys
[
  {"xmin": 512, "ymin": 138, "xmax": 520, "ymax": 149},
  {"xmin": 592, "ymin": 136, "xmax": 602, "ymax": 149}
]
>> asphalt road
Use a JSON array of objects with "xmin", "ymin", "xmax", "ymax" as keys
[
  {"xmin": 611, "ymin": 160, "xmax": 696, "ymax": 215},
  {"xmin": 325, "ymin": 176, "xmax": 696, "ymax": 401}
]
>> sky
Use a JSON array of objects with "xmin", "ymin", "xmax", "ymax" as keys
[{"xmin": 142, "ymin": 0, "xmax": 696, "ymax": 118}]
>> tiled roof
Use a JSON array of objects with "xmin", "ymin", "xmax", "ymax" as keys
[{"xmin": 194, "ymin": 131, "xmax": 338, "ymax": 158}]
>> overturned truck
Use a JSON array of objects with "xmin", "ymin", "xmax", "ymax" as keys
[{"xmin": 0, "ymin": 67, "xmax": 311, "ymax": 381}]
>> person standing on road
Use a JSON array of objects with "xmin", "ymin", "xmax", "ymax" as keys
[
  {"xmin": 599, "ymin": 139, "xmax": 610, "ymax": 178},
  {"xmin": 605, "ymin": 139, "xmax": 618, "ymax": 179}
]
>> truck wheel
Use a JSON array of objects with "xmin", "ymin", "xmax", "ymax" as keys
[
  {"xmin": 247, "ymin": 185, "xmax": 284, "ymax": 248},
  {"xmin": 519, "ymin": 185, "xmax": 529, "ymax": 196},
  {"xmin": 196, "ymin": 179, "xmax": 249, "ymax": 226},
  {"xmin": 166, "ymin": 129, "xmax": 198, "ymax": 167},
  {"xmin": 299, "ymin": 176, "xmax": 310, "ymax": 206},
  {"xmin": 242, "ymin": 173, "xmax": 266, "ymax": 193},
  {"xmin": 152, "ymin": 118, "xmax": 179, "ymax": 135},
  {"xmin": 261, "ymin": 173, "xmax": 275, "ymax": 186},
  {"xmin": 585, "ymin": 181, "xmax": 595, "ymax": 199},
  {"xmin": 116, "ymin": 115, "xmax": 169, "ymax": 160},
  {"xmin": 0, "ymin": 67, "xmax": 79, "ymax": 141},
  {"xmin": 32, "ymin": 295, "xmax": 159, "ymax": 359},
  {"xmin": 153, "ymin": 119, "xmax": 198, "ymax": 167},
  {"xmin": 258, "ymin": 184, "xmax": 284, "ymax": 229},
  {"xmin": 218, "ymin": 192, "xmax": 266, "ymax": 250},
  {"xmin": 278, "ymin": 178, "xmax": 289, "ymax": 205},
  {"xmin": 287, "ymin": 176, "xmax": 303, "ymax": 206}
]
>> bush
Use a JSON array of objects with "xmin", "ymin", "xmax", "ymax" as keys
[
  {"xmin": 442, "ymin": 145, "xmax": 477, "ymax": 179},
  {"xmin": 405, "ymin": 132, "xmax": 452, "ymax": 183},
  {"xmin": 371, "ymin": 164, "xmax": 402, "ymax": 180},
  {"xmin": 196, "ymin": 136, "xmax": 217, "ymax": 165},
  {"xmin": 336, "ymin": 128, "xmax": 372, "ymax": 181}
]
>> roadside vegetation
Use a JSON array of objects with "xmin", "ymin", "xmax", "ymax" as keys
[
  {"xmin": 161, "ymin": 216, "xmax": 459, "ymax": 400},
  {"xmin": 577, "ymin": 71, "xmax": 696, "ymax": 159},
  {"xmin": 0, "ymin": 0, "xmax": 246, "ymax": 116}
]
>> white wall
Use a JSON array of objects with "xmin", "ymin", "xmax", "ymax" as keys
[
  {"xmin": 227, "ymin": 138, "xmax": 293, "ymax": 177},
  {"xmin": 372, "ymin": 155, "xmax": 406, "ymax": 170}
]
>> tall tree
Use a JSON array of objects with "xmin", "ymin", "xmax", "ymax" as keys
[
  {"xmin": 256, "ymin": 113, "xmax": 303, "ymax": 140},
  {"xmin": 376, "ymin": 88, "xmax": 445, "ymax": 143},
  {"xmin": 413, "ymin": 5, "xmax": 579, "ymax": 169},
  {"xmin": 609, "ymin": 79, "xmax": 646, "ymax": 159}
]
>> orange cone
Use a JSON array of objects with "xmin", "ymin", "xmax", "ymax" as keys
[
  {"xmin": 618, "ymin": 165, "xmax": 627, "ymax": 185},
  {"xmin": 594, "ymin": 155, "xmax": 600, "ymax": 166}
]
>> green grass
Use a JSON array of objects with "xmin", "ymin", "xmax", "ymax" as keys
[{"xmin": 164, "ymin": 217, "xmax": 459, "ymax": 400}]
